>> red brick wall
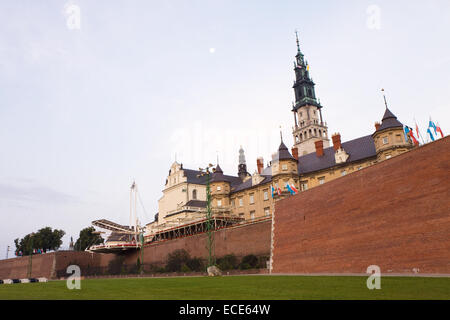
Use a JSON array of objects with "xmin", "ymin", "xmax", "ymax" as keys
[
  {"xmin": 272, "ymin": 137, "xmax": 450, "ymax": 274},
  {"xmin": 123, "ymin": 219, "xmax": 272, "ymax": 267},
  {"xmin": 0, "ymin": 251, "xmax": 116, "ymax": 279},
  {"xmin": 0, "ymin": 220, "xmax": 271, "ymax": 279}
]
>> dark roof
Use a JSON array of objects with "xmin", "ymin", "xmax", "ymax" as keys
[
  {"xmin": 231, "ymin": 175, "xmax": 272, "ymax": 193},
  {"xmin": 185, "ymin": 200, "xmax": 207, "ymax": 208},
  {"xmin": 297, "ymin": 135, "xmax": 377, "ymax": 174},
  {"xmin": 277, "ymin": 141, "xmax": 297, "ymax": 161},
  {"xmin": 183, "ymin": 169, "xmax": 208, "ymax": 185},
  {"xmin": 183, "ymin": 167, "xmax": 242, "ymax": 186},
  {"xmin": 376, "ymin": 108, "xmax": 403, "ymax": 132}
]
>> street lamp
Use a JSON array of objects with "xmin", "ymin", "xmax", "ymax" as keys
[{"xmin": 197, "ymin": 163, "xmax": 216, "ymax": 268}]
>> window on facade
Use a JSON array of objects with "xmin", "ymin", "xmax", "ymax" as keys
[
  {"xmin": 281, "ymin": 164, "xmax": 288, "ymax": 171},
  {"xmin": 319, "ymin": 177, "xmax": 325, "ymax": 185},
  {"xmin": 217, "ymin": 186, "xmax": 221, "ymax": 191},
  {"xmin": 192, "ymin": 189, "xmax": 197, "ymax": 200},
  {"xmin": 217, "ymin": 199, "xmax": 222, "ymax": 207},
  {"xmin": 250, "ymin": 211, "xmax": 255, "ymax": 220},
  {"xmin": 301, "ymin": 182, "xmax": 308, "ymax": 191},
  {"xmin": 263, "ymin": 190, "xmax": 269, "ymax": 200},
  {"xmin": 396, "ymin": 134, "xmax": 402, "ymax": 142},
  {"xmin": 264, "ymin": 207, "xmax": 270, "ymax": 216},
  {"xmin": 358, "ymin": 166, "xmax": 362, "ymax": 170},
  {"xmin": 249, "ymin": 194, "xmax": 254, "ymax": 204},
  {"xmin": 341, "ymin": 170, "xmax": 347, "ymax": 176},
  {"xmin": 382, "ymin": 137, "xmax": 388, "ymax": 145},
  {"xmin": 299, "ymin": 112, "xmax": 303, "ymax": 118},
  {"xmin": 239, "ymin": 198, "xmax": 243, "ymax": 207},
  {"xmin": 386, "ymin": 154, "xmax": 392, "ymax": 159},
  {"xmin": 239, "ymin": 213, "xmax": 244, "ymax": 218},
  {"xmin": 231, "ymin": 199, "xmax": 235, "ymax": 207}
]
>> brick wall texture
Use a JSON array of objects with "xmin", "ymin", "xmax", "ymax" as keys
[
  {"xmin": 272, "ymin": 136, "xmax": 450, "ymax": 274},
  {"xmin": 123, "ymin": 219, "xmax": 272, "ymax": 267},
  {"xmin": 0, "ymin": 219, "xmax": 271, "ymax": 279}
]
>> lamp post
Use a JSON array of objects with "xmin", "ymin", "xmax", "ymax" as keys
[{"xmin": 198, "ymin": 163, "xmax": 216, "ymax": 268}]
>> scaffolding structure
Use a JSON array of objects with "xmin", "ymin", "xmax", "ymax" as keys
[{"xmin": 147, "ymin": 215, "xmax": 244, "ymax": 243}]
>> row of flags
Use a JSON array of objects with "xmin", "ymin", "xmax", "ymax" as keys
[
  {"xmin": 271, "ymin": 183, "xmax": 299, "ymax": 197},
  {"xmin": 404, "ymin": 118, "xmax": 444, "ymax": 146}
]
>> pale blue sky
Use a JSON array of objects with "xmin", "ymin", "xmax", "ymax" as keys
[{"xmin": 1, "ymin": 1, "xmax": 449, "ymax": 257}]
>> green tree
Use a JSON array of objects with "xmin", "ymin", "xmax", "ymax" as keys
[
  {"xmin": 74, "ymin": 227, "xmax": 104, "ymax": 251},
  {"xmin": 14, "ymin": 227, "xmax": 65, "ymax": 255}
]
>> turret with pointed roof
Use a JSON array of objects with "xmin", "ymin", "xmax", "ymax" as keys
[
  {"xmin": 376, "ymin": 107, "xmax": 404, "ymax": 132},
  {"xmin": 372, "ymin": 99, "xmax": 413, "ymax": 161}
]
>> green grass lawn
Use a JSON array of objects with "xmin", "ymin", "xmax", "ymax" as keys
[{"xmin": 0, "ymin": 275, "xmax": 449, "ymax": 300}]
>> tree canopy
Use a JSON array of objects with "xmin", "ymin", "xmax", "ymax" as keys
[
  {"xmin": 74, "ymin": 226, "xmax": 104, "ymax": 251},
  {"xmin": 14, "ymin": 227, "xmax": 65, "ymax": 255}
]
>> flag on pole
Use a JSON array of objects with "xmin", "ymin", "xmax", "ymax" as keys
[
  {"xmin": 290, "ymin": 184, "xmax": 299, "ymax": 194},
  {"xmin": 286, "ymin": 183, "xmax": 298, "ymax": 195},
  {"xmin": 414, "ymin": 119, "xmax": 425, "ymax": 145},
  {"xmin": 406, "ymin": 126, "xmax": 419, "ymax": 146},
  {"xmin": 271, "ymin": 185, "xmax": 275, "ymax": 198},
  {"xmin": 429, "ymin": 119, "xmax": 437, "ymax": 134},
  {"xmin": 403, "ymin": 126, "xmax": 410, "ymax": 141},
  {"xmin": 427, "ymin": 127, "xmax": 435, "ymax": 141},
  {"xmin": 436, "ymin": 123, "xmax": 444, "ymax": 138},
  {"xmin": 276, "ymin": 184, "xmax": 282, "ymax": 196}
]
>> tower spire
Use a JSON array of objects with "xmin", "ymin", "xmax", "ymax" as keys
[{"xmin": 295, "ymin": 30, "xmax": 301, "ymax": 53}]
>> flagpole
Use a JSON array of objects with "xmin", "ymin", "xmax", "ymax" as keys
[{"xmin": 414, "ymin": 117, "xmax": 426, "ymax": 145}]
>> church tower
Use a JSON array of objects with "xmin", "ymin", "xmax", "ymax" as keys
[{"xmin": 291, "ymin": 32, "xmax": 330, "ymax": 156}]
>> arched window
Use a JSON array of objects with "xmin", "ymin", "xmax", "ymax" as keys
[{"xmin": 192, "ymin": 189, "xmax": 197, "ymax": 200}]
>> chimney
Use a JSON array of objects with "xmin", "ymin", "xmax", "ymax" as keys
[
  {"xmin": 332, "ymin": 133, "xmax": 342, "ymax": 151},
  {"xmin": 256, "ymin": 157, "xmax": 264, "ymax": 174},
  {"xmin": 291, "ymin": 147, "xmax": 298, "ymax": 160},
  {"xmin": 374, "ymin": 122, "xmax": 381, "ymax": 131},
  {"xmin": 315, "ymin": 140, "xmax": 324, "ymax": 157}
]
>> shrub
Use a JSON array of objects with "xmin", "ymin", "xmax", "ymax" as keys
[
  {"xmin": 166, "ymin": 249, "xmax": 191, "ymax": 272},
  {"xmin": 148, "ymin": 264, "xmax": 166, "ymax": 273},
  {"xmin": 181, "ymin": 264, "xmax": 191, "ymax": 273},
  {"xmin": 240, "ymin": 254, "xmax": 258, "ymax": 269},
  {"xmin": 217, "ymin": 254, "xmax": 238, "ymax": 270},
  {"xmin": 108, "ymin": 256, "xmax": 124, "ymax": 275},
  {"xmin": 186, "ymin": 257, "xmax": 204, "ymax": 272},
  {"xmin": 239, "ymin": 263, "xmax": 252, "ymax": 270}
]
